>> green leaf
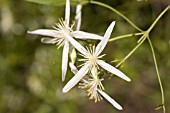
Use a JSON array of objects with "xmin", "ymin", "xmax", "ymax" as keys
[{"xmin": 25, "ymin": 0, "xmax": 87, "ymax": 6}]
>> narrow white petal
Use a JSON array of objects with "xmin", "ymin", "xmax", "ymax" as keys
[
  {"xmin": 41, "ymin": 38, "xmax": 58, "ymax": 44},
  {"xmin": 69, "ymin": 62, "xmax": 78, "ymax": 74},
  {"xmin": 62, "ymin": 31, "xmax": 87, "ymax": 56},
  {"xmin": 97, "ymin": 60, "xmax": 131, "ymax": 82},
  {"xmin": 62, "ymin": 41, "xmax": 69, "ymax": 81},
  {"xmin": 75, "ymin": 2, "xmax": 82, "ymax": 31},
  {"xmin": 28, "ymin": 29, "xmax": 60, "ymax": 37},
  {"xmin": 72, "ymin": 31, "xmax": 103, "ymax": 40},
  {"xmin": 62, "ymin": 63, "xmax": 90, "ymax": 93},
  {"xmin": 65, "ymin": 0, "xmax": 70, "ymax": 25},
  {"xmin": 97, "ymin": 89, "xmax": 123, "ymax": 110},
  {"xmin": 95, "ymin": 21, "xmax": 115, "ymax": 56}
]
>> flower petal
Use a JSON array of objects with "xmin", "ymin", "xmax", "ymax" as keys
[
  {"xmin": 62, "ymin": 63, "xmax": 90, "ymax": 93},
  {"xmin": 95, "ymin": 21, "xmax": 115, "ymax": 56},
  {"xmin": 69, "ymin": 62, "xmax": 78, "ymax": 74},
  {"xmin": 62, "ymin": 41, "xmax": 69, "ymax": 81},
  {"xmin": 65, "ymin": 0, "xmax": 70, "ymax": 25},
  {"xmin": 72, "ymin": 31, "xmax": 103, "ymax": 40},
  {"xmin": 28, "ymin": 29, "xmax": 60, "ymax": 37},
  {"xmin": 62, "ymin": 31, "xmax": 87, "ymax": 56},
  {"xmin": 75, "ymin": 2, "xmax": 82, "ymax": 31},
  {"xmin": 41, "ymin": 38, "xmax": 58, "ymax": 44},
  {"xmin": 97, "ymin": 60, "xmax": 131, "ymax": 82},
  {"xmin": 97, "ymin": 89, "xmax": 123, "ymax": 110}
]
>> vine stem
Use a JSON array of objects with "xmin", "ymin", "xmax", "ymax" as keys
[
  {"xmin": 115, "ymin": 5, "xmax": 169, "ymax": 113},
  {"xmin": 81, "ymin": 0, "xmax": 143, "ymax": 32},
  {"xmin": 147, "ymin": 37, "xmax": 166, "ymax": 113},
  {"xmin": 79, "ymin": 2, "xmax": 169, "ymax": 112},
  {"xmin": 109, "ymin": 32, "xmax": 143, "ymax": 42},
  {"xmin": 146, "ymin": 5, "xmax": 170, "ymax": 113},
  {"xmin": 115, "ymin": 4, "xmax": 170, "ymax": 67},
  {"xmin": 115, "ymin": 34, "xmax": 147, "ymax": 67},
  {"xmin": 147, "ymin": 5, "xmax": 170, "ymax": 33}
]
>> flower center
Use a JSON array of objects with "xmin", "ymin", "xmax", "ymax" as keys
[
  {"xmin": 52, "ymin": 19, "xmax": 74, "ymax": 47},
  {"xmin": 59, "ymin": 33, "xmax": 65, "ymax": 39},
  {"xmin": 87, "ymin": 55, "xmax": 98, "ymax": 67},
  {"xmin": 89, "ymin": 56, "xmax": 96, "ymax": 61},
  {"xmin": 79, "ymin": 76, "xmax": 104, "ymax": 102}
]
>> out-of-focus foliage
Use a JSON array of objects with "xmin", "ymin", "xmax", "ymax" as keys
[
  {"xmin": 25, "ymin": 0, "xmax": 65, "ymax": 5},
  {"xmin": 0, "ymin": 0, "xmax": 170, "ymax": 113},
  {"xmin": 25, "ymin": 0, "xmax": 88, "ymax": 6}
]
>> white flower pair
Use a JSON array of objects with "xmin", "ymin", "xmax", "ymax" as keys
[
  {"xmin": 28, "ymin": 0, "xmax": 103, "ymax": 81},
  {"xmin": 63, "ymin": 21, "xmax": 131, "ymax": 110},
  {"xmin": 28, "ymin": 0, "xmax": 131, "ymax": 110}
]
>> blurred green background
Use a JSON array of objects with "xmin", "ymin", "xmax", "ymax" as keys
[{"xmin": 0, "ymin": 0, "xmax": 170, "ymax": 113}]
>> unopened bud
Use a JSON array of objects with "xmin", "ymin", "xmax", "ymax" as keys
[{"xmin": 70, "ymin": 48, "xmax": 77, "ymax": 64}]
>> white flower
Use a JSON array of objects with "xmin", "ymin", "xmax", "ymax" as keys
[
  {"xmin": 62, "ymin": 22, "xmax": 131, "ymax": 93},
  {"xmin": 79, "ymin": 67, "xmax": 105, "ymax": 102},
  {"xmin": 69, "ymin": 63, "xmax": 123, "ymax": 110},
  {"xmin": 81, "ymin": 78, "xmax": 123, "ymax": 110},
  {"xmin": 28, "ymin": 0, "xmax": 103, "ymax": 81}
]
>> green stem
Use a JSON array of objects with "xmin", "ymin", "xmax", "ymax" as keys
[
  {"xmin": 81, "ymin": 0, "xmax": 143, "ymax": 32},
  {"xmin": 116, "ymin": 34, "xmax": 146, "ymax": 67},
  {"xmin": 109, "ymin": 32, "xmax": 143, "ymax": 42},
  {"xmin": 147, "ymin": 37, "xmax": 166, "ymax": 113},
  {"xmin": 147, "ymin": 5, "xmax": 170, "ymax": 33},
  {"xmin": 115, "ymin": 4, "xmax": 170, "ymax": 67}
]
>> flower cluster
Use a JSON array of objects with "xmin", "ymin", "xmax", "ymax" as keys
[{"xmin": 28, "ymin": 0, "xmax": 131, "ymax": 110}]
